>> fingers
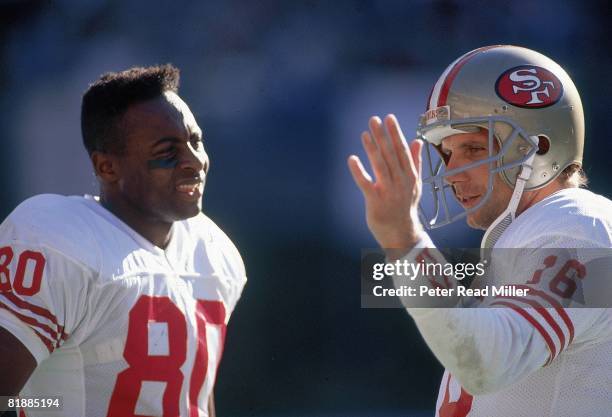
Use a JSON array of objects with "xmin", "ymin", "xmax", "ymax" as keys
[
  {"xmin": 361, "ymin": 130, "xmax": 391, "ymax": 185},
  {"xmin": 383, "ymin": 114, "xmax": 424, "ymax": 183},
  {"xmin": 347, "ymin": 155, "xmax": 374, "ymax": 196},
  {"xmin": 409, "ymin": 139, "xmax": 423, "ymax": 178},
  {"xmin": 369, "ymin": 116, "xmax": 402, "ymax": 181},
  {"xmin": 384, "ymin": 114, "xmax": 413, "ymax": 176},
  {"xmin": 351, "ymin": 114, "xmax": 424, "ymax": 193}
]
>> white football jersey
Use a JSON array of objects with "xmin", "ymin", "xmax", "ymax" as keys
[
  {"xmin": 0, "ymin": 194, "xmax": 247, "ymax": 417},
  {"xmin": 399, "ymin": 188, "xmax": 612, "ymax": 417}
]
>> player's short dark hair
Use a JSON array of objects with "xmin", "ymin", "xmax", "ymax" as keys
[{"xmin": 81, "ymin": 64, "xmax": 180, "ymax": 155}]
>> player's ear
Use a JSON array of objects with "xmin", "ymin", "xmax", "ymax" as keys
[{"xmin": 91, "ymin": 151, "xmax": 121, "ymax": 183}]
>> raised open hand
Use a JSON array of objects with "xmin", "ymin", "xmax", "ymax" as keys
[{"xmin": 348, "ymin": 114, "xmax": 424, "ymax": 249}]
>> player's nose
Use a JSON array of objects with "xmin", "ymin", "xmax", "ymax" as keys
[
  {"xmin": 443, "ymin": 155, "xmax": 470, "ymax": 185},
  {"xmin": 178, "ymin": 145, "xmax": 208, "ymax": 174}
]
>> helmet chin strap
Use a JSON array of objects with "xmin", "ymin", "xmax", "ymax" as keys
[{"xmin": 481, "ymin": 142, "xmax": 538, "ymax": 255}]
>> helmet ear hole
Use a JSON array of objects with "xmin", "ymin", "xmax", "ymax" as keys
[{"xmin": 537, "ymin": 135, "xmax": 550, "ymax": 155}]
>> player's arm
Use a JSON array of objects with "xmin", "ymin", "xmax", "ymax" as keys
[
  {"xmin": 0, "ymin": 327, "xmax": 36, "ymax": 395},
  {"xmin": 408, "ymin": 307, "xmax": 550, "ymax": 395},
  {"xmin": 403, "ymin": 241, "xmax": 608, "ymax": 395},
  {"xmin": 0, "ymin": 209, "xmax": 93, "ymax": 396},
  {"xmin": 387, "ymin": 243, "xmax": 548, "ymax": 394}
]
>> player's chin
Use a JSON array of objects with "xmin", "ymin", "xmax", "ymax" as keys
[
  {"xmin": 466, "ymin": 212, "xmax": 488, "ymax": 230},
  {"xmin": 170, "ymin": 201, "xmax": 202, "ymax": 220}
]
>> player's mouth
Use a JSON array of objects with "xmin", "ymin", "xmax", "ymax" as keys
[
  {"xmin": 458, "ymin": 194, "xmax": 482, "ymax": 208},
  {"xmin": 175, "ymin": 179, "xmax": 203, "ymax": 201}
]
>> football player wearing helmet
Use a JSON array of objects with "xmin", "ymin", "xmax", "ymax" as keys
[{"xmin": 349, "ymin": 45, "xmax": 612, "ymax": 416}]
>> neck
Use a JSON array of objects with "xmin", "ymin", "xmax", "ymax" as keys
[
  {"xmin": 99, "ymin": 193, "xmax": 173, "ymax": 249},
  {"xmin": 516, "ymin": 181, "xmax": 567, "ymax": 217}
]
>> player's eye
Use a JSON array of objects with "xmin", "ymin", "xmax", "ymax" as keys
[
  {"xmin": 468, "ymin": 146, "xmax": 486, "ymax": 155},
  {"xmin": 440, "ymin": 149, "xmax": 451, "ymax": 163},
  {"xmin": 190, "ymin": 138, "xmax": 203, "ymax": 151},
  {"xmin": 156, "ymin": 147, "xmax": 177, "ymax": 159}
]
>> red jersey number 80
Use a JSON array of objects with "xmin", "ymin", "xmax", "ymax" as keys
[
  {"xmin": 107, "ymin": 295, "xmax": 226, "ymax": 417},
  {"xmin": 0, "ymin": 246, "xmax": 46, "ymax": 296}
]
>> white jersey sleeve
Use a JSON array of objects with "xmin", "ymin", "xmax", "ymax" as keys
[
  {"xmin": 0, "ymin": 196, "xmax": 96, "ymax": 364},
  {"xmin": 398, "ymin": 189, "xmax": 612, "ymax": 416}
]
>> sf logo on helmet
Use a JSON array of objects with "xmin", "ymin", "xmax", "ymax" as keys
[{"xmin": 495, "ymin": 65, "xmax": 563, "ymax": 108}]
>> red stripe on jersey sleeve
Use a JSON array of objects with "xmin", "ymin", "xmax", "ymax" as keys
[
  {"xmin": 2, "ymin": 291, "xmax": 61, "ymax": 329},
  {"xmin": 490, "ymin": 300, "xmax": 556, "ymax": 365},
  {"xmin": 1, "ymin": 292, "xmax": 67, "ymax": 343},
  {"xmin": 0, "ymin": 298, "xmax": 60, "ymax": 341},
  {"xmin": 0, "ymin": 301, "xmax": 56, "ymax": 352},
  {"xmin": 495, "ymin": 295, "xmax": 567, "ymax": 352},
  {"xmin": 515, "ymin": 285, "xmax": 575, "ymax": 344}
]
